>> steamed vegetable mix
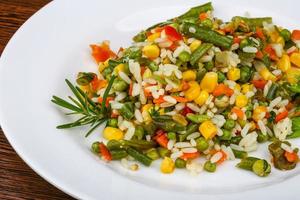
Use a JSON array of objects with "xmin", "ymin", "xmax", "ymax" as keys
[{"xmin": 53, "ymin": 2, "xmax": 300, "ymax": 175}]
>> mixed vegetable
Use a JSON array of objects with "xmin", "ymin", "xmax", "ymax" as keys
[{"xmin": 52, "ymin": 2, "xmax": 300, "ymax": 176}]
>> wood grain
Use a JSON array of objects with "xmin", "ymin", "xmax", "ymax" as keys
[{"xmin": 0, "ymin": 0, "xmax": 74, "ymax": 199}]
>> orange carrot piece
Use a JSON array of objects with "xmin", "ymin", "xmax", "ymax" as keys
[
  {"xmin": 255, "ymin": 50, "xmax": 264, "ymax": 59},
  {"xmin": 212, "ymin": 84, "xmax": 234, "ymax": 97},
  {"xmin": 153, "ymin": 96, "xmax": 165, "ymax": 104},
  {"xmin": 284, "ymin": 151, "xmax": 298, "ymax": 162},
  {"xmin": 233, "ymin": 37, "xmax": 241, "ymax": 44},
  {"xmin": 99, "ymin": 142, "xmax": 112, "ymax": 161},
  {"xmin": 172, "ymin": 96, "xmax": 188, "ymax": 103},
  {"xmin": 291, "ymin": 30, "xmax": 300, "ymax": 41},
  {"xmin": 180, "ymin": 152, "xmax": 200, "ymax": 160},
  {"xmin": 154, "ymin": 130, "xmax": 168, "ymax": 148},
  {"xmin": 98, "ymin": 96, "xmax": 114, "ymax": 106},
  {"xmin": 264, "ymin": 44, "xmax": 278, "ymax": 61},
  {"xmin": 199, "ymin": 12, "xmax": 208, "ymax": 21},
  {"xmin": 255, "ymin": 27, "xmax": 265, "ymax": 40},
  {"xmin": 275, "ymin": 110, "xmax": 289, "ymax": 122},
  {"xmin": 90, "ymin": 43, "xmax": 116, "ymax": 63},
  {"xmin": 231, "ymin": 107, "xmax": 245, "ymax": 119},
  {"xmin": 252, "ymin": 79, "xmax": 267, "ymax": 89},
  {"xmin": 216, "ymin": 150, "xmax": 227, "ymax": 165}
]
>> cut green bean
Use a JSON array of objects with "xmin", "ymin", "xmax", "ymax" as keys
[
  {"xmin": 177, "ymin": 2, "xmax": 213, "ymax": 20},
  {"xmin": 186, "ymin": 113, "xmax": 210, "ymax": 123},
  {"xmin": 111, "ymin": 149, "xmax": 128, "ymax": 160},
  {"xmin": 107, "ymin": 140, "xmax": 122, "ymax": 150},
  {"xmin": 146, "ymin": 148, "xmax": 160, "ymax": 160},
  {"xmin": 190, "ymin": 43, "xmax": 213, "ymax": 66},
  {"xmin": 236, "ymin": 157, "xmax": 271, "ymax": 177},
  {"xmin": 127, "ymin": 147, "xmax": 152, "ymax": 166},
  {"xmin": 266, "ymin": 84, "xmax": 278, "ymax": 100},
  {"xmin": 181, "ymin": 23, "xmax": 233, "ymax": 49},
  {"xmin": 232, "ymin": 149, "xmax": 248, "ymax": 159},
  {"xmin": 178, "ymin": 123, "xmax": 198, "ymax": 142},
  {"xmin": 232, "ymin": 16, "xmax": 272, "ymax": 29},
  {"xmin": 120, "ymin": 139, "xmax": 156, "ymax": 150}
]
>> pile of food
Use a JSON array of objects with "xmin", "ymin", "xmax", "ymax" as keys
[{"xmin": 52, "ymin": 2, "xmax": 300, "ymax": 176}]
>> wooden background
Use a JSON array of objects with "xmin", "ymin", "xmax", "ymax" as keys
[{"xmin": 0, "ymin": 0, "xmax": 74, "ymax": 199}]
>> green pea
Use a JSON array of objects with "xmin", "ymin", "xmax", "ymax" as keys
[
  {"xmin": 239, "ymin": 66, "xmax": 252, "ymax": 83},
  {"xmin": 257, "ymin": 131, "xmax": 269, "ymax": 143},
  {"xmin": 157, "ymin": 147, "xmax": 171, "ymax": 157},
  {"xmin": 167, "ymin": 132, "xmax": 177, "ymax": 140},
  {"xmin": 91, "ymin": 141, "xmax": 100, "ymax": 153},
  {"xmin": 223, "ymin": 119, "xmax": 235, "ymax": 130},
  {"xmin": 201, "ymin": 18, "xmax": 213, "ymax": 29},
  {"xmin": 175, "ymin": 158, "xmax": 187, "ymax": 168},
  {"xmin": 204, "ymin": 161, "xmax": 217, "ymax": 172},
  {"xmin": 280, "ymin": 29, "xmax": 291, "ymax": 41},
  {"xmin": 220, "ymin": 129, "xmax": 232, "ymax": 140},
  {"xmin": 239, "ymin": 38, "xmax": 249, "ymax": 49},
  {"xmin": 195, "ymin": 137, "xmax": 209, "ymax": 152},
  {"xmin": 134, "ymin": 125, "xmax": 145, "ymax": 140},
  {"xmin": 149, "ymin": 61, "xmax": 159, "ymax": 72},
  {"xmin": 204, "ymin": 61, "xmax": 214, "ymax": 71},
  {"xmin": 217, "ymin": 71, "xmax": 226, "ymax": 83},
  {"xmin": 178, "ymin": 51, "xmax": 191, "ymax": 62},
  {"xmin": 107, "ymin": 118, "xmax": 118, "ymax": 128},
  {"xmin": 113, "ymin": 79, "xmax": 128, "ymax": 91},
  {"xmin": 146, "ymin": 148, "xmax": 160, "ymax": 160}
]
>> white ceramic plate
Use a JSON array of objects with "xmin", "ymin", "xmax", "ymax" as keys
[{"xmin": 1, "ymin": 0, "xmax": 300, "ymax": 199}]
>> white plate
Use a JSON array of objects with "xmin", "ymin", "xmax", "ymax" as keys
[{"xmin": 1, "ymin": 0, "xmax": 300, "ymax": 199}]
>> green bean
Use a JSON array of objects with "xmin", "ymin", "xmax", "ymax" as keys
[
  {"xmin": 196, "ymin": 68, "xmax": 207, "ymax": 81},
  {"xmin": 153, "ymin": 117, "xmax": 185, "ymax": 132},
  {"xmin": 252, "ymin": 159, "xmax": 271, "ymax": 177},
  {"xmin": 204, "ymin": 161, "xmax": 217, "ymax": 172},
  {"xmin": 178, "ymin": 51, "xmax": 191, "ymax": 62},
  {"xmin": 111, "ymin": 149, "xmax": 128, "ymax": 160},
  {"xmin": 220, "ymin": 129, "xmax": 232, "ymax": 140},
  {"xmin": 133, "ymin": 30, "xmax": 147, "ymax": 42},
  {"xmin": 239, "ymin": 66, "xmax": 252, "ymax": 83},
  {"xmin": 108, "ymin": 59, "xmax": 122, "ymax": 68},
  {"xmin": 76, "ymin": 72, "xmax": 96, "ymax": 86},
  {"xmin": 106, "ymin": 140, "xmax": 122, "ymax": 150},
  {"xmin": 175, "ymin": 158, "xmax": 187, "ymax": 168},
  {"xmin": 190, "ymin": 43, "xmax": 213, "ymax": 66},
  {"xmin": 167, "ymin": 132, "xmax": 177, "ymax": 140},
  {"xmin": 181, "ymin": 23, "xmax": 233, "ymax": 49},
  {"xmin": 178, "ymin": 123, "xmax": 198, "ymax": 142},
  {"xmin": 120, "ymin": 139, "xmax": 156, "ymax": 150},
  {"xmin": 217, "ymin": 71, "xmax": 226, "ymax": 83},
  {"xmin": 157, "ymin": 147, "xmax": 171, "ymax": 157},
  {"xmin": 91, "ymin": 141, "xmax": 100, "ymax": 153},
  {"xmin": 262, "ymin": 54, "xmax": 271, "ymax": 68},
  {"xmin": 142, "ymin": 123, "xmax": 157, "ymax": 135},
  {"xmin": 223, "ymin": 119, "xmax": 235, "ymax": 130},
  {"xmin": 232, "ymin": 16, "xmax": 272, "ymax": 29},
  {"xmin": 280, "ymin": 29, "xmax": 291, "ymax": 41},
  {"xmin": 122, "ymin": 47, "xmax": 142, "ymax": 60},
  {"xmin": 127, "ymin": 147, "xmax": 152, "ymax": 166},
  {"xmin": 113, "ymin": 78, "xmax": 128, "ymax": 92},
  {"xmin": 195, "ymin": 137, "xmax": 209, "ymax": 151},
  {"xmin": 186, "ymin": 113, "xmax": 210, "ymax": 123},
  {"xmin": 119, "ymin": 102, "xmax": 134, "ymax": 120},
  {"xmin": 236, "ymin": 157, "xmax": 259, "ymax": 171},
  {"xmin": 107, "ymin": 118, "xmax": 118, "ymax": 128},
  {"xmin": 177, "ymin": 2, "xmax": 213, "ymax": 20},
  {"xmin": 232, "ymin": 149, "xmax": 248, "ymax": 159},
  {"xmin": 266, "ymin": 83, "xmax": 278, "ymax": 100},
  {"xmin": 134, "ymin": 125, "xmax": 145, "ymax": 140},
  {"xmin": 146, "ymin": 148, "xmax": 160, "ymax": 160}
]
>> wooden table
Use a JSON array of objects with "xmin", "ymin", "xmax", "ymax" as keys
[{"xmin": 0, "ymin": 1, "xmax": 74, "ymax": 199}]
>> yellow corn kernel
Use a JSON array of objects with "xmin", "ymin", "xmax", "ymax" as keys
[
  {"xmin": 252, "ymin": 106, "xmax": 267, "ymax": 122},
  {"xmin": 290, "ymin": 52, "xmax": 300, "ymax": 68},
  {"xmin": 194, "ymin": 90, "xmax": 209, "ymax": 106},
  {"xmin": 160, "ymin": 157, "xmax": 175, "ymax": 174},
  {"xmin": 147, "ymin": 32, "xmax": 161, "ymax": 42},
  {"xmin": 142, "ymin": 104, "xmax": 153, "ymax": 123},
  {"xmin": 114, "ymin": 63, "xmax": 126, "ymax": 74},
  {"xmin": 162, "ymin": 57, "xmax": 171, "ymax": 64},
  {"xmin": 189, "ymin": 40, "xmax": 201, "ymax": 52},
  {"xmin": 249, "ymin": 121, "xmax": 256, "ymax": 131},
  {"xmin": 269, "ymin": 31, "xmax": 279, "ymax": 43},
  {"xmin": 227, "ymin": 67, "xmax": 240, "ymax": 81},
  {"xmin": 259, "ymin": 67, "xmax": 277, "ymax": 82},
  {"xmin": 276, "ymin": 36, "xmax": 285, "ymax": 47},
  {"xmin": 286, "ymin": 67, "xmax": 300, "ymax": 84},
  {"xmin": 235, "ymin": 94, "xmax": 248, "ymax": 108},
  {"xmin": 142, "ymin": 68, "xmax": 152, "ymax": 79},
  {"xmin": 103, "ymin": 127, "xmax": 124, "ymax": 140},
  {"xmin": 142, "ymin": 44, "xmax": 160, "ymax": 59},
  {"xmin": 182, "ymin": 70, "xmax": 197, "ymax": 81},
  {"xmin": 200, "ymin": 72, "xmax": 218, "ymax": 93},
  {"xmin": 241, "ymin": 84, "xmax": 253, "ymax": 94},
  {"xmin": 277, "ymin": 54, "xmax": 291, "ymax": 72},
  {"xmin": 199, "ymin": 120, "xmax": 217, "ymax": 140},
  {"xmin": 142, "ymin": 104, "xmax": 153, "ymax": 112},
  {"xmin": 234, "ymin": 84, "xmax": 241, "ymax": 92},
  {"xmin": 172, "ymin": 114, "xmax": 188, "ymax": 126},
  {"xmin": 184, "ymin": 81, "xmax": 201, "ymax": 101}
]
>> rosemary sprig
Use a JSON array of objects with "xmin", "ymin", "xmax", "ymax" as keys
[{"xmin": 51, "ymin": 75, "xmax": 116, "ymax": 137}]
